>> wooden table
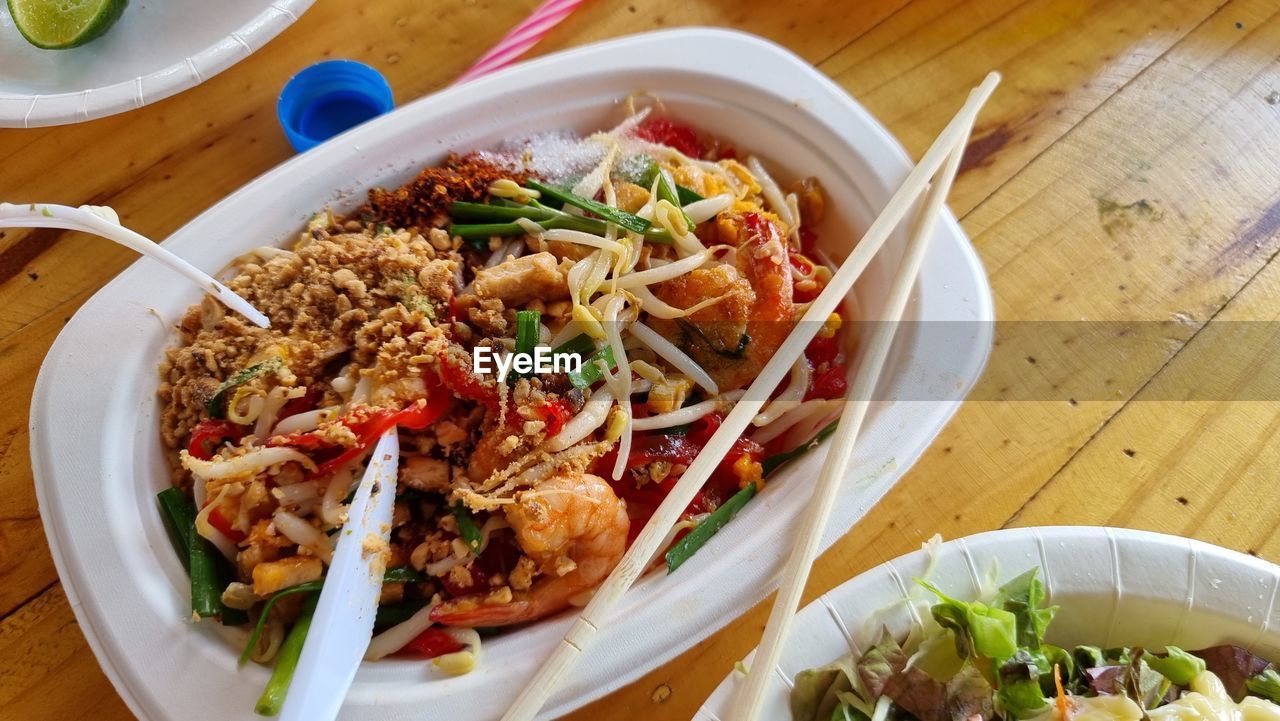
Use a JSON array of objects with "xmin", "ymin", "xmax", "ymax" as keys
[{"xmin": 4, "ymin": 0, "xmax": 1280, "ymax": 718}]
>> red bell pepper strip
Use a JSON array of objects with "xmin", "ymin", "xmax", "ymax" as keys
[
  {"xmin": 187, "ymin": 419, "xmax": 246, "ymax": 460},
  {"xmin": 402, "ymin": 627, "xmax": 465, "ymax": 659},
  {"xmin": 635, "ymin": 117, "xmax": 704, "ymax": 158},
  {"xmin": 271, "ymin": 374, "xmax": 452, "ymax": 478},
  {"xmin": 206, "ymin": 506, "xmax": 247, "ymax": 543},
  {"xmin": 535, "ymin": 398, "xmax": 574, "ymax": 437},
  {"xmin": 804, "ymin": 334, "xmax": 849, "ymax": 401},
  {"xmin": 310, "ymin": 395, "xmax": 450, "ymax": 478},
  {"xmin": 277, "ymin": 388, "xmax": 319, "ymax": 422},
  {"xmin": 438, "ymin": 350, "xmax": 502, "ymax": 413}
]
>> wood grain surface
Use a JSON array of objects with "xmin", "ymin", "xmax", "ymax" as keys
[{"xmin": 3, "ymin": 0, "xmax": 1280, "ymax": 719}]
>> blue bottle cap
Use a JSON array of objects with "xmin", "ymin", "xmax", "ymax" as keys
[{"xmin": 277, "ymin": 60, "xmax": 394, "ymax": 153}]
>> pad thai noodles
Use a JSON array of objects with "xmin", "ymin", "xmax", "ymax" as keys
[{"xmin": 155, "ymin": 107, "xmax": 853, "ymax": 701}]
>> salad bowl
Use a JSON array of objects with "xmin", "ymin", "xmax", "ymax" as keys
[{"xmin": 697, "ymin": 526, "xmax": 1280, "ymax": 721}]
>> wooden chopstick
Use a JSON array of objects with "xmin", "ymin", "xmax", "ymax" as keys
[
  {"xmin": 499, "ymin": 71, "xmax": 1002, "ymax": 721},
  {"xmin": 728, "ymin": 79, "xmax": 995, "ymax": 721}
]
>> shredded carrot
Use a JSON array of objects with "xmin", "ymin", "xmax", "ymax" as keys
[{"xmin": 1054, "ymin": 663, "xmax": 1071, "ymax": 721}]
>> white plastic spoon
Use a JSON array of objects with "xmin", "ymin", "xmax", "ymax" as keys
[
  {"xmin": 0, "ymin": 202, "xmax": 269, "ymax": 328},
  {"xmin": 278, "ymin": 428, "xmax": 400, "ymax": 721}
]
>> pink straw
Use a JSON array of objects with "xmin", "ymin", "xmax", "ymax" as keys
[{"xmin": 455, "ymin": 0, "xmax": 587, "ymax": 84}]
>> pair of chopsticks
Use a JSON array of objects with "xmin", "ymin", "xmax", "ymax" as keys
[{"xmin": 501, "ymin": 71, "xmax": 1001, "ymax": 721}]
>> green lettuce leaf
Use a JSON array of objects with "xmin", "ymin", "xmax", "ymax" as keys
[
  {"xmin": 920, "ymin": 580, "xmax": 1018, "ymax": 662},
  {"xmin": 856, "ymin": 631, "xmax": 908, "ymax": 698},
  {"xmin": 1247, "ymin": 669, "xmax": 1280, "ymax": 704},
  {"xmin": 1148, "ymin": 646, "xmax": 1206, "ymax": 686},
  {"xmin": 993, "ymin": 568, "xmax": 1058, "ymax": 649},
  {"xmin": 995, "ymin": 649, "xmax": 1051, "ymax": 720},
  {"xmin": 792, "ymin": 654, "xmax": 858, "ymax": 721}
]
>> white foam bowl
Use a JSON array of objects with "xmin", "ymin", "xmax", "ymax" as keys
[
  {"xmin": 697, "ymin": 527, "xmax": 1280, "ymax": 721},
  {"xmin": 30, "ymin": 28, "xmax": 993, "ymax": 720},
  {"xmin": 0, "ymin": 0, "xmax": 313, "ymax": 127}
]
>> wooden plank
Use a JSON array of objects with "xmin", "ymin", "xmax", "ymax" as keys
[
  {"xmin": 0, "ymin": 584, "xmax": 132, "ymax": 720},
  {"xmin": 1006, "ymin": 252, "xmax": 1280, "ymax": 557},
  {"xmin": 0, "ymin": 290, "xmax": 91, "ymax": 619},
  {"xmin": 823, "ymin": 0, "xmax": 1233, "ymax": 216}
]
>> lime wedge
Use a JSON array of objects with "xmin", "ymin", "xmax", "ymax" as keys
[{"xmin": 7, "ymin": 0, "xmax": 128, "ymax": 50}]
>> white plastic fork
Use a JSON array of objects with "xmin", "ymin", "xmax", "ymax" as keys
[
  {"xmin": 279, "ymin": 428, "xmax": 400, "ymax": 721},
  {"xmin": 0, "ymin": 202, "xmax": 269, "ymax": 328}
]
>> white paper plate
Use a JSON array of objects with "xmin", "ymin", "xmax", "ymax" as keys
[
  {"xmin": 0, "ymin": 0, "xmax": 313, "ymax": 127},
  {"xmin": 697, "ymin": 526, "xmax": 1280, "ymax": 721},
  {"xmin": 30, "ymin": 28, "xmax": 994, "ymax": 720}
]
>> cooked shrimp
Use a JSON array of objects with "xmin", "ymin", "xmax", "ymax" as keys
[
  {"xmin": 431, "ymin": 472, "xmax": 629, "ymax": 627},
  {"xmin": 654, "ymin": 213, "xmax": 794, "ymax": 390}
]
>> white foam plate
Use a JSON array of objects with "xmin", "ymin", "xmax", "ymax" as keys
[
  {"xmin": 30, "ymin": 28, "xmax": 994, "ymax": 720},
  {"xmin": 0, "ymin": 0, "xmax": 313, "ymax": 127},
  {"xmin": 697, "ymin": 526, "xmax": 1280, "ymax": 721}
]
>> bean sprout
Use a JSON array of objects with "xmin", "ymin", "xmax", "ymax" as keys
[{"xmin": 629, "ymin": 322, "xmax": 719, "ymax": 395}]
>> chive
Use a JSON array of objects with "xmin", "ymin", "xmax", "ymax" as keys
[
  {"xmin": 450, "ymin": 221, "xmax": 536, "ymax": 246},
  {"xmin": 449, "ymin": 215, "xmax": 673, "ymax": 247},
  {"xmin": 665, "ymin": 483, "xmax": 758, "ymax": 573},
  {"xmin": 255, "ymin": 593, "xmax": 319, "ymax": 717},
  {"xmin": 551, "ymin": 333, "xmax": 596, "ymax": 359},
  {"xmin": 525, "ymin": 180, "xmax": 652, "ymax": 234},
  {"xmin": 675, "ymin": 184, "xmax": 704, "ymax": 205},
  {"xmin": 658, "ymin": 168, "xmax": 695, "ymax": 228},
  {"xmin": 375, "ymin": 598, "xmax": 429, "ymax": 628},
  {"xmin": 189, "ymin": 517, "xmax": 226, "ymax": 620},
  {"xmin": 643, "ymin": 163, "xmax": 695, "ymax": 228},
  {"xmin": 760, "ymin": 419, "xmax": 839, "ymax": 477},
  {"xmin": 239, "ymin": 564, "xmax": 420, "ymax": 665},
  {"xmin": 382, "ymin": 565, "xmax": 425, "ymax": 584},
  {"xmin": 239, "ymin": 580, "xmax": 324, "ymax": 665},
  {"xmin": 664, "ymin": 420, "xmax": 842, "ymax": 574},
  {"xmin": 515, "ymin": 310, "xmax": 541, "ymax": 357},
  {"xmin": 452, "ymin": 503, "xmax": 484, "ymax": 552},
  {"xmin": 567, "ymin": 345, "xmax": 617, "ymax": 389},
  {"xmin": 206, "ymin": 358, "xmax": 283, "ymax": 419},
  {"xmin": 449, "ymin": 201, "xmax": 557, "ymax": 223},
  {"xmin": 159, "ymin": 488, "xmax": 244, "ymax": 625},
  {"xmin": 157, "ymin": 487, "xmax": 193, "ymax": 571}
]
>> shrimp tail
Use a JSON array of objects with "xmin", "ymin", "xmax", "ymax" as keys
[{"xmin": 430, "ymin": 596, "xmax": 537, "ymax": 627}]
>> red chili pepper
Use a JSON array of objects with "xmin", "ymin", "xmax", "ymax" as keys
[
  {"xmin": 601, "ymin": 414, "xmax": 764, "ymax": 518},
  {"xmin": 804, "ymin": 335, "xmax": 849, "ymax": 401},
  {"xmin": 635, "ymin": 117, "xmax": 703, "ymax": 158},
  {"xmin": 807, "ymin": 366, "xmax": 849, "ymax": 401},
  {"xmin": 805, "ymin": 334, "xmax": 841, "ymax": 366},
  {"xmin": 187, "ymin": 419, "xmax": 246, "ymax": 460},
  {"xmin": 535, "ymin": 398, "xmax": 574, "ymax": 437},
  {"xmin": 440, "ymin": 562, "xmax": 491, "ymax": 598},
  {"xmin": 799, "ymin": 225, "xmax": 819, "ymax": 254},
  {"xmin": 206, "ymin": 506, "xmax": 247, "ymax": 543},
  {"xmin": 790, "ymin": 253, "xmax": 824, "ymax": 303},
  {"xmin": 401, "ymin": 627, "xmax": 465, "ymax": 659},
  {"xmin": 277, "ymin": 388, "xmax": 319, "ymax": 422},
  {"xmin": 438, "ymin": 351, "xmax": 502, "ymax": 413},
  {"xmin": 311, "ymin": 394, "xmax": 450, "ymax": 478},
  {"xmin": 272, "ymin": 374, "xmax": 452, "ymax": 478}
]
